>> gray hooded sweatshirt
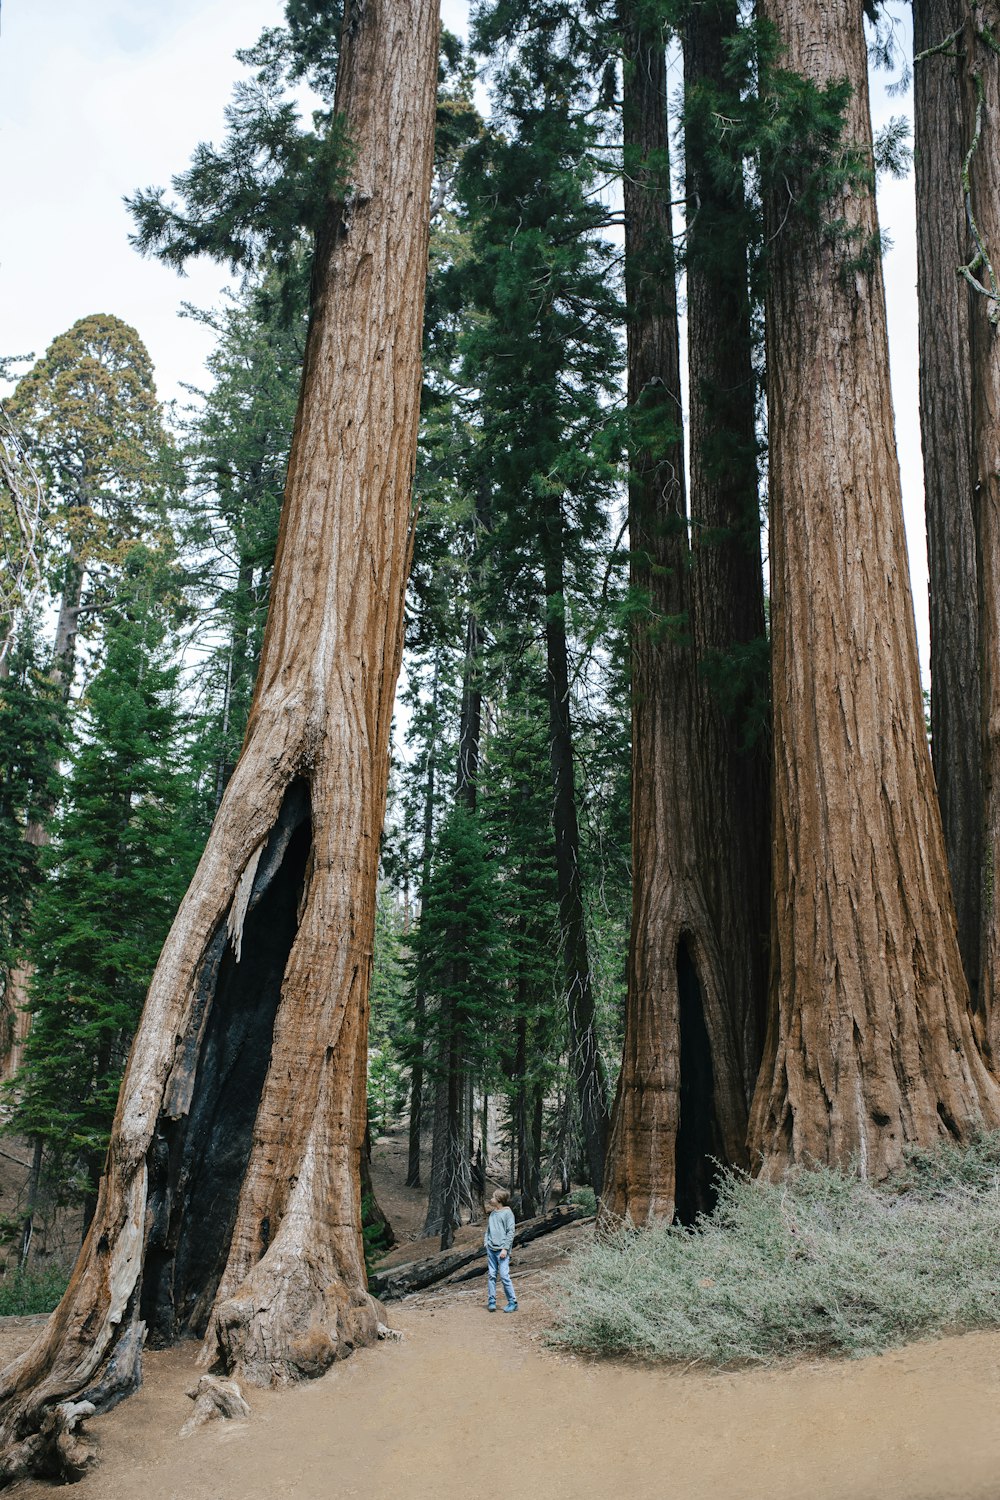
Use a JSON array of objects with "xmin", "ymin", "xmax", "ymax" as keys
[{"xmin": 484, "ymin": 1206, "xmax": 515, "ymax": 1253}]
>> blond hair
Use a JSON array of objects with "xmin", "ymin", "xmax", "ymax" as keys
[{"xmin": 490, "ymin": 1188, "xmax": 510, "ymax": 1208}]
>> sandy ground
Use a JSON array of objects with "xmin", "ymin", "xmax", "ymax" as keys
[
  {"xmin": 3, "ymin": 1126, "xmax": 999, "ymax": 1498},
  {"xmin": 4, "ymin": 1280, "xmax": 1000, "ymax": 1500}
]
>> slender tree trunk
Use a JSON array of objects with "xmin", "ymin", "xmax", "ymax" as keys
[
  {"xmin": 747, "ymin": 0, "xmax": 1000, "ymax": 1177},
  {"xmin": 17, "ymin": 1137, "xmax": 43, "ymax": 1272},
  {"xmin": 406, "ymin": 663, "xmax": 440, "ymax": 1189},
  {"xmin": 913, "ymin": 0, "xmax": 982, "ymax": 1010},
  {"xmin": 50, "ymin": 549, "xmax": 85, "ymax": 701},
  {"xmin": 0, "ymin": 3, "xmax": 440, "ymax": 1482},
  {"xmin": 422, "ymin": 1058, "xmax": 449, "ymax": 1237},
  {"xmin": 360, "ymin": 1120, "xmax": 394, "ymax": 1251},
  {"xmin": 541, "ymin": 516, "xmax": 609, "ymax": 1195},
  {"xmin": 455, "ymin": 612, "xmax": 482, "ymax": 809},
  {"xmin": 428, "ymin": 620, "xmax": 481, "ymax": 1248},
  {"xmin": 965, "ymin": 2, "xmax": 1000, "ymax": 1049},
  {"xmin": 603, "ymin": 9, "xmax": 752, "ymax": 1228}
]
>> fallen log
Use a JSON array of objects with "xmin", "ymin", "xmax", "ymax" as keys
[{"xmin": 369, "ymin": 1206, "xmax": 591, "ymax": 1300}]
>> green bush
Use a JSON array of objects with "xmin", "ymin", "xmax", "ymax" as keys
[
  {"xmin": 0, "ymin": 1264, "xmax": 68, "ymax": 1317},
  {"xmin": 566, "ymin": 1187, "xmax": 597, "ymax": 1215},
  {"xmin": 551, "ymin": 1135, "xmax": 1000, "ymax": 1366}
]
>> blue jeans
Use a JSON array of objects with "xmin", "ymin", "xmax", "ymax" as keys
[{"xmin": 486, "ymin": 1246, "xmax": 516, "ymax": 1308}]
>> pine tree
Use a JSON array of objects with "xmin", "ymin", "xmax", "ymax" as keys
[
  {"xmin": 10, "ymin": 555, "xmax": 201, "ymax": 1218},
  {"xmin": 410, "ymin": 803, "xmax": 505, "ymax": 1247},
  {"xmin": 181, "ymin": 282, "xmax": 305, "ymax": 811},
  {"xmin": 8, "ymin": 316, "xmax": 172, "ymax": 697},
  {"xmin": 0, "ymin": 628, "xmax": 64, "ymax": 1054},
  {"xmin": 456, "ymin": 20, "xmax": 624, "ymax": 1190},
  {"xmin": 367, "ymin": 885, "xmax": 408, "ymax": 1138},
  {"xmin": 482, "ymin": 665, "xmax": 563, "ymax": 1215}
]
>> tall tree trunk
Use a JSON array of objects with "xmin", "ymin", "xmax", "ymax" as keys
[
  {"xmin": 913, "ymin": 0, "xmax": 982, "ymax": 1010},
  {"xmin": 965, "ymin": 1, "xmax": 1000, "ymax": 1048},
  {"xmin": 747, "ymin": 0, "xmax": 1000, "ymax": 1177},
  {"xmin": 602, "ymin": 8, "xmax": 753, "ymax": 1228},
  {"xmin": 685, "ymin": 0, "xmax": 770, "ymax": 1103},
  {"xmin": 541, "ymin": 517, "xmax": 609, "ymax": 1196},
  {"xmin": 0, "ymin": 2, "xmax": 440, "ymax": 1483},
  {"xmin": 360, "ymin": 1120, "xmax": 394, "ymax": 1252},
  {"xmin": 406, "ymin": 662, "xmax": 440, "ymax": 1189},
  {"xmin": 50, "ymin": 547, "xmax": 85, "ymax": 701},
  {"xmin": 425, "ymin": 618, "xmax": 481, "ymax": 1248}
]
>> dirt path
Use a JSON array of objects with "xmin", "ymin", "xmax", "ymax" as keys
[
  {"xmin": 4, "ymin": 1268, "xmax": 1000, "ymax": 1500},
  {"xmin": 4, "ymin": 1128, "xmax": 998, "ymax": 1497}
]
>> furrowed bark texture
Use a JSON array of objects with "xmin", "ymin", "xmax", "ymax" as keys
[
  {"xmin": 0, "ymin": 1, "xmax": 440, "ymax": 1482},
  {"xmin": 967, "ymin": 2, "xmax": 1000, "ymax": 1050},
  {"xmin": 913, "ymin": 0, "xmax": 982, "ymax": 1009},
  {"xmin": 685, "ymin": 0, "xmax": 771, "ymax": 1106},
  {"xmin": 748, "ymin": 0, "xmax": 1000, "ymax": 1177},
  {"xmin": 602, "ymin": 12, "xmax": 753, "ymax": 1229}
]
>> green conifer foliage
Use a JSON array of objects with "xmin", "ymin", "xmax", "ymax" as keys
[
  {"xmin": 10, "ymin": 557, "xmax": 201, "ymax": 1208},
  {"xmin": 8, "ymin": 315, "xmax": 173, "ymax": 693},
  {"xmin": 181, "ymin": 284, "xmax": 306, "ymax": 813},
  {"xmin": 481, "ymin": 668, "xmax": 562, "ymax": 1211},
  {"xmin": 452, "ymin": 30, "xmax": 624, "ymax": 1190},
  {"xmin": 409, "ymin": 803, "xmax": 505, "ymax": 1241},
  {"xmin": 367, "ymin": 886, "xmax": 408, "ymax": 1138},
  {"xmin": 0, "ymin": 629, "xmax": 65, "ymax": 1040}
]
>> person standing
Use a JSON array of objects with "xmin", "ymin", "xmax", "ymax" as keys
[{"xmin": 484, "ymin": 1188, "xmax": 517, "ymax": 1313}]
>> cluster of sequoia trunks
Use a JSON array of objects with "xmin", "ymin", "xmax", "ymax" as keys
[
  {"xmin": 1, "ymin": 0, "xmax": 999, "ymax": 1487},
  {"xmin": 603, "ymin": 0, "xmax": 1000, "ymax": 1226}
]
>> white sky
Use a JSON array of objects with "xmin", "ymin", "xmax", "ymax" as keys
[{"xmin": 0, "ymin": 0, "xmax": 928, "ymax": 668}]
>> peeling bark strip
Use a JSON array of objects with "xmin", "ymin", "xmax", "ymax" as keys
[
  {"xmin": 0, "ymin": 1, "xmax": 441, "ymax": 1483},
  {"xmin": 747, "ymin": 0, "xmax": 1000, "ymax": 1177}
]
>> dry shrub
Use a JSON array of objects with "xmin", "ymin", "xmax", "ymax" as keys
[{"xmin": 551, "ymin": 1135, "xmax": 1000, "ymax": 1364}]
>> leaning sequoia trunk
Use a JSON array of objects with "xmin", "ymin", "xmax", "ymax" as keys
[
  {"xmin": 0, "ymin": 0, "xmax": 440, "ymax": 1483},
  {"xmin": 602, "ymin": 10, "xmax": 753, "ymax": 1228},
  {"xmin": 748, "ymin": 0, "xmax": 1000, "ymax": 1176}
]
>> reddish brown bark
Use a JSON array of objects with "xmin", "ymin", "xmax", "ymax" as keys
[
  {"xmin": 965, "ymin": 3, "xmax": 1000, "ymax": 1049},
  {"xmin": 602, "ymin": 8, "xmax": 758, "ymax": 1228},
  {"xmin": 747, "ymin": 0, "xmax": 1000, "ymax": 1177},
  {"xmin": 685, "ymin": 0, "xmax": 771, "ymax": 1113},
  {"xmin": 914, "ymin": 0, "xmax": 982, "ymax": 1011},
  {"xmin": 0, "ymin": 1, "xmax": 440, "ymax": 1483}
]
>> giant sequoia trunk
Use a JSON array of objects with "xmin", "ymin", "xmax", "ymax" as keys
[
  {"xmin": 747, "ymin": 0, "xmax": 1000, "ymax": 1176},
  {"xmin": 913, "ymin": 0, "xmax": 982, "ymax": 1009},
  {"xmin": 966, "ymin": 2, "xmax": 1000, "ymax": 1050},
  {"xmin": 602, "ymin": 10, "xmax": 758, "ymax": 1228},
  {"xmin": 0, "ymin": 1, "xmax": 440, "ymax": 1483},
  {"xmin": 685, "ymin": 1, "xmax": 771, "ymax": 1112}
]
